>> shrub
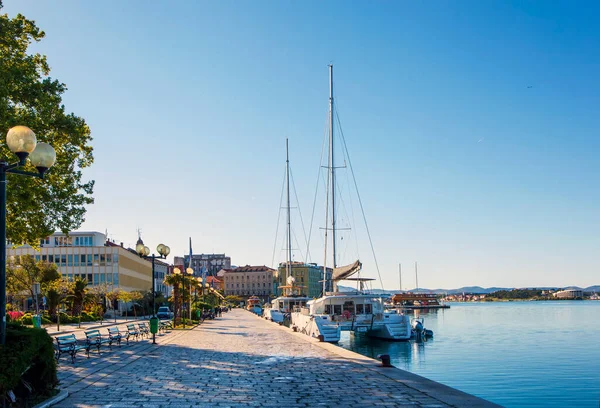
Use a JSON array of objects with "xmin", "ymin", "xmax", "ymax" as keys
[
  {"xmin": 0, "ymin": 324, "xmax": 58, "ymax": 404},
  {"xmin": 7, "ymin": 311, "xmax": 24, "ymax": 322},
  {"xmin": 79, "ymin": 312, "xmax": 99, "ymax": 322}
]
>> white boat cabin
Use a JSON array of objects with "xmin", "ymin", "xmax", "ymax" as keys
[
  {"xmin": 271, "ymin": 296, "xmax": 310, "ymax": 313},
  {"xmin": 307, "ymin": 293, "xmax": 384, "ymax": 319}
]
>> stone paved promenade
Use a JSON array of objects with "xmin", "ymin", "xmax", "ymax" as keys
[{"xmin": 54, "ymin": 309, "xmax": 500, "ymax": 408}]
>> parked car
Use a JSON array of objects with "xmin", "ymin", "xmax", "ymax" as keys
[{"xmin": 156, "ymin": 306, "xmax": 173, "ymax": 319}]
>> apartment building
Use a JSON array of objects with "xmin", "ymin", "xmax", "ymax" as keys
[{"xmin": 222, "ymin": 265, "xmax": 275, "ymax": 300}]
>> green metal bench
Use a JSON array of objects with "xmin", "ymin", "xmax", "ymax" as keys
[
  {"xmin": 159, "ymin": 320, "xmax": 173, "ymax": 333},
  {"xmin": 55, "ymin": 333, "xmax": 87, "ymax": 363},
  {"xmin": 107, "ymin": 326, "xmax": 123, "ymax": 347},
  {"xmin": 85, "ymin": 329, "xmax": 112, "ymax": 355},
  {"xmin": 125, "ymin": 324, "xmax": 140, "ymax": 344},
  {"xmin": 137, "ymin": 322, "xmax": 150, "ymax": 338}
]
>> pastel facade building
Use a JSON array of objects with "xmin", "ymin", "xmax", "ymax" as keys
[
  {"xmin": 176, "ymin": 253, "xmax": 231, "ymax": 276},
  {"xmin": 276, "ymin": 262, "xmax": 333, "ymax": 298},
  {"xmin": 9, "ymin": 231, "xmax": 154, "ymax": 293},
  {"xmin": 223, "ymin": 265, "xmax": 275, "ymax": 299}
]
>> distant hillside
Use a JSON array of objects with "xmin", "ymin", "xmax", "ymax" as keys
[{"xmin": 338, "ymin": 284, "xmax": 600, "ymax": 295}]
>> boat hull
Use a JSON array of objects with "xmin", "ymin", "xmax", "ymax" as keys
[{"xmin": 291, "ymin": 312, "xmax": 341, "ymax": 342}]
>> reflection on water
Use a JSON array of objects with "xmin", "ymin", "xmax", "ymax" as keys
[{"xmin": 337, "ymin": 302, "xmax": 600, "ymax": 408}]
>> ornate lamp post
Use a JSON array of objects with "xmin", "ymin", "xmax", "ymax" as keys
[
  {"xmin": 1, "ymin": 126, "xmax": 56, "ymax": 345},
  {"xmin": 186, "ymin": 267, "xmax": 193, "ymax": 321},
  {"xmin": 136, "ymin": 240, "xmax": 170, "ymax": 344},
  {"xmin": 172, "ymin": 267, "xmax": 182, "ymax": 327}
]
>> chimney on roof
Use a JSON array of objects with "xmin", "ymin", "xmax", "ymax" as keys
[{"xmin": 120, "ymin": 242, "xmax": 123, "ymax": 247}]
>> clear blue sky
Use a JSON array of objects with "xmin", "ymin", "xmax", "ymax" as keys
[{"xmin": 4, "ymin": 1, "xmax": 599, "ymax": 289}]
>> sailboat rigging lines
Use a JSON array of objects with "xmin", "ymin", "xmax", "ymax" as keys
[{"xmin": 303, "ymin": 65, "xmax": 383, "ymax": 291}]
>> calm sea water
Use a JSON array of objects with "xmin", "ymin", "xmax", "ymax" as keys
[{"xmin": 338, "ymin": 301, "xmax": 600, "ymax": 408}]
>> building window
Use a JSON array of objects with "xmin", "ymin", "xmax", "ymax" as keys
[{"xmin": 113, "ymin": 273, "xmax": 119, "ymax": 285}]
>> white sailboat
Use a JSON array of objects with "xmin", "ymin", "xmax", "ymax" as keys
[
  {"xmin": 291, "ymin": 65, "xmax": 411, "ymax": 342},
  {"xmin": 264, "ymin": 139, "xmax": 311, "ymax": 323}
]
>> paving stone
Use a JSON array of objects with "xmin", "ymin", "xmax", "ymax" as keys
[{"xmin": 53, "ymin": 310, "xmax": 496, "ymax": 408}]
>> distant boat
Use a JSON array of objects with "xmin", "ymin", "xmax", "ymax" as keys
[
  {"xmin": 391, "ymin": 292, "xmax": 450, "ymax": 309},
  {"xmin": 246, "ymin": 296, "xmax": 262, "ymax": 315},
  {"xmin": 390, "ymin": 263, "xmax": 450, "ymax": 309}
]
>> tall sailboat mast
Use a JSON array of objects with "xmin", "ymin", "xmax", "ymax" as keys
[
  {"xmin": 415, "ymin": 261, "xmax": 418, "ymax": 292},
  {"xmin": 322, "ymin": 64, "xmax": 337, "ymax": 294},
  {"xmin": 286, "ymin": 138, "xmax": 292, "ymax": 294},
  {"xmin": 329, "ymin": 64, "xmax": 337, "ymax": 270},
  {"xmin": 399, "ymin": 263, "xmax": 402, "ymax": 292}
]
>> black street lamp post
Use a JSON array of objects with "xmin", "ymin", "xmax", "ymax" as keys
[
  {"xmin": 186, "ymin": 267, "xmax": 193, "ymax": 322},
  {"xmin": 136, "ymin": 241, "xmax": 170, "ymax": 344},
  {"xmin": 0, "ymin": 126, "xmax": 56, "ymax": 345}
]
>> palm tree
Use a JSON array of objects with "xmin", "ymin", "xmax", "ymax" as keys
[
  {"xmin": 67, "ymin": 278, "xmax": 94, "ymax": 328},
  {"xmin": 164, "ymin": 272, "xmax": 184, "ymax": 324}
]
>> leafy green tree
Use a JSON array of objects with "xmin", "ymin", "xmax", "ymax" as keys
[
  {"xmin": 0, "ymin": 3, "xmax": 94, "ymax": 245},
  {"xmin": 129, "ymin": 291, "xmax": 144, "ymax": 319},
  {"xmin": 88, "ymin": 283, "xmax": 110, "ymax": 321},
  {"xmin": 105, "ymin": 289, "xmax": 120, "ymax": 322},
  {"xmin": 225, "ymin": 295, "xmax": 242, "ymax": 305},
  {"xmin": 117, "ymin": 291, "xmax": 132, "ymax": 321},
  {"xmin": 6, "ymin": 255, "xmax": 59, "ymax": 312}
]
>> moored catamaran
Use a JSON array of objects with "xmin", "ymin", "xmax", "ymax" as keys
[{"xmin": 290, "ymin": 65, "xmax": 411, "ymax": 343}]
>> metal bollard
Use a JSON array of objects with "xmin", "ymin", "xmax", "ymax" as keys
[{"xmin": 377, "ymin": 354, "xmax": 392, "ymax": 367}]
